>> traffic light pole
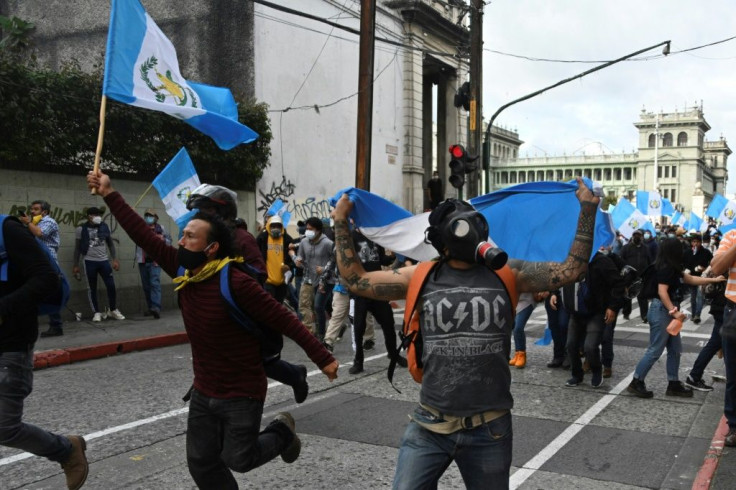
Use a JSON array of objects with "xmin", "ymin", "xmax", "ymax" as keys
[
  {"xmin": 482, "ymin": 39, "xmax": 671, "ymax": 194},
  {"xmin": 467, "ymin": 0, "xmax": 483, "ymax": 199},
  {"xmin": 355, "ymin": 0, "xmax": 376, "ymax": 191}
]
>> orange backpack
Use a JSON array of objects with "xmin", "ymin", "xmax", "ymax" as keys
[{"xmin": 388, "ymin": 261, "xmax": 519, "ymax": 390}]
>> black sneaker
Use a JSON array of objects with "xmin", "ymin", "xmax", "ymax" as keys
[
  {"xmin": 273, "ymin": 413, "xmax": 301, "ymax": 463},
  {"xmin": 685, "ymin": 376, "xmax": 713, "ymax": 392},
  {"xmin": 627, "ymin": 378, "xmax": 653, "ymax": 398},
  {"xmin": 692, "ymin": 316, "xmax": 701, "ymax": 324},
  {"xmin": 546, "ymin": 358, "xmax": 564, "ymax": 368},
  {"xmin": 293, "ymin": 365, "xmax": 309, "ymax": 404},
  {"xmin": 40, "ymin": 328, "xmax": 63, "ymax": 338},
  {"xmin": 642, "ymin": 317, "xmax": 648, "ymax": 324},
  {"xmin": 591, "ymin": 371, "xmax": 603, "ymax": 388},
  {"xmin": 666, "ymin": 380, "xmax": 693, "ymax": 397},
  {"xmin": 565, "ymin": 377, "xmax": 582, "ymax": 387},
  {"xmin": 349, "ymin": 363, "xmax": 364, "ymax": 375},
  {"xmin": 726, "ymin": 429, "xmax": 736, "ymax": 447},
  {"xmin": 363, "ymin": 339, "xmax": 375, "ymax": 351},
  {"xmin": 151, "ymin": 310, "xmax": 160, "ymax": 319}
]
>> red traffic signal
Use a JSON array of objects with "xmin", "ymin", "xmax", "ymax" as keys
[{"xmin": 448, "ymin": 145, "xmax": 478, "ymax": 189}]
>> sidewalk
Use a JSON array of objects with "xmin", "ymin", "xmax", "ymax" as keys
[{"xmin": 33, "ymin": 310, "xmax": 188, "ymax": 369}]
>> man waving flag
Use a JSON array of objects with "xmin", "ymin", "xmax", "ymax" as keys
[{"xmin": 103, "ymin": 0, "xmax": 258, "ymax": 150}]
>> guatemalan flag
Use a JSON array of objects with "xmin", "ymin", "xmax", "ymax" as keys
[
  {"xmin": 329, "ymin": 179, "xmax": 614, "ymax": 263},
  {"xmin": 610, "ymin": 198, "xmax": 656, "ymax": 239},
  {"xmin": 636, "ymin": 190, "xmax": 674, "ymax": 217},
  {"xmin": 685, "ymin": 212, "xmax": 708, "ymax": 233},
  {"xmin": 706, "ymin": 194, "xmax": 736, "ymax": 229},
  {"xmin": 152, "ymin": 148, "xmax": 200, "ymax": 225},
  {"xmin": 103, "ymin": 0, "xmax": 258, "ymax": 150},
  {"xmin": 671, "ymin": 211, "xmax": 686, "ymax": 228}
]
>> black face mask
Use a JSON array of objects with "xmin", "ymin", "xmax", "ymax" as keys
[
  {"xmin": 177, "ymin": 243, "xmax": 213, "ymax": 271},
  {"xmin": 632, "ymin": 237, "xmax": 642, "ymax": 245}
]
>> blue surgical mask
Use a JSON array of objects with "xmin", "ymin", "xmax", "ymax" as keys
[
  {"xmin": 643, "ymin": 232, "xmax": 651, "ymax": 240},
  {"xmin": 145, "ymin": 216, "xmax": 155, "ymax": 225},
  {"xmin": 305, "ymin": 230, "xmax": 316, "ymax": 240}
]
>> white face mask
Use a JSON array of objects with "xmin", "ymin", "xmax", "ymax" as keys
[
  {"xmin": 305, "ymin": 229, "xmax": 316, "ymax": 240},
  {"xmin": 91, "ymin": 216, "xmax": 102, "ymax": 225}
]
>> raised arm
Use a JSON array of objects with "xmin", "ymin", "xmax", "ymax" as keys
[
  {"xmin": 332, "ymin": 195, "xmax": 414, "ymax": 301},
  {"xmin": 510, "ymin": 178, "xmax": 599, "ymax": 293}
]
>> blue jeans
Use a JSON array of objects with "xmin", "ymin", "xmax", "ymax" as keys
[
  {"xmin": 566, "ymin": 312, "xmax": 605, "ymax": 379},
  {"xmin": 186, "ymin": 388, "xmax": 294, "ymax": 489},
  {"xmin": 689, "ymin": 310, "xmax": 723, "ymax": 381},
  {"xmin": 83, "ymin": 259, "xmax": 117, "ymax": 313},
  {"xmin": 138, "ymin": 262, "xmax": 162, "ymax": 312},
  {"xmin": 393, "ymin": 413, "xmax": 512, "ymax": 490},
  {"xmin": 545, "ymin": 299, "xmax": 569, "ymax": 361},
  {"xmin": 722, "ymin": 303, "xmax": 736, "ymax": 430},
  {"xmin": 0, "ymin": 349, "xmax": 71, "ymax": 462},
  {"xmin": 512, "ymin": 304, "xmax": 535, "ymax": 352},
  {"xmin": 314, "ymin": 283, "xmax": 334, "ymax": 340},
  {"xmin": 634, "ymin": 298, "xmax": 682, "ymax": 381},
  {"xmin": 688, "ymin": 286, "xmax": 704, "ymax": 318}
]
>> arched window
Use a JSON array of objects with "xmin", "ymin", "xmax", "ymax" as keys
[
  {"xmin": 648, "ymin": 134, "xmax": 656, "ymax": 148},
  {"xmin": 546, "ymin": 170, "xmax": 554, "ymax": 180},
  {"xmin": 510, "ymin": 172, "xmax": 517, "ymax": 184},
  {"xmin": 519, "ymin": 172, "xmax": 526, "ymax": 183},
  {"xmin": 662, "ymin": 132, "xmax": 673, "ymax": 147},
  {"xmin": 677, "ymin": 132, "xmax": 688, "ymax": 146},
  {"xmin": 537, "ymin": 170, "xmax": 544, "ymax": 181}
]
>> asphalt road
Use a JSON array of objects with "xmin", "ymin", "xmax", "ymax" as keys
[{"xmin": 0, "ymin": 300, "xmax": 730, "ymax": 489}]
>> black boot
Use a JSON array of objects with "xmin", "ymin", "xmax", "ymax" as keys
[
  {"xmin": 40, "ymin": 328, "xmax": 63, "ymax": 338},
  {"xmin": 627, "ymin": 378, "xmax": 653, "ymax": 398},
  {"xmin": 349, "ymin": 361, "xmax": 364, "ymax": 374},
  {"xmin": 665, "ymin": 380, "xmax": 693, "ymax": 397}
]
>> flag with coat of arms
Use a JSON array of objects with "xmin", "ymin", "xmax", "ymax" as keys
[
  {"xmin": 636, "ymin": 190, "xmax": 674, "ymax": 217},
  {"xmin": 610, "ymin": 198, "xmax": 656, "ymax": 239},
  {"xmin": 102, "ymin": 0, "xmax": 258, "ymax": 150},
  {"xmin": 706, "ymin": 194, "xmax": 736, "ymax": 228},
  {"xmin": 152, "ymin": 147, "xmax": 200, "ymax": 224}
]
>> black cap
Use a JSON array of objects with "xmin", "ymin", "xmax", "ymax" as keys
[{"xmin": 87, "ymin": 206, "xmax": 102, "ymax": 216}]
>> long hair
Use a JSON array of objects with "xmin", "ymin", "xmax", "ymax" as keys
[{"xmin": 655, "ymin": 237, "xmax": 684, "ymax": 273}]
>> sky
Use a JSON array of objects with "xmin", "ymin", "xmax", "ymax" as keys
[{"xmin": 481, "ymin": 0, "xmax": 736, "ymax": 193}]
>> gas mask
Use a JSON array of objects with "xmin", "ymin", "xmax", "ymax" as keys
[
  {"xmin": 270, "ymin": 227, "xmax": 283, "ymax": 239},
  {"xmin": 425, "ymin": 199, "xmax": 507, "ymax": 269}
]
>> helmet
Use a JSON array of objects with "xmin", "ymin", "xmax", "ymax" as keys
[
  {"xmin": 185, "ymin": 184, "xmax": 238, "ymax": 220},
  {"xmin": 619, "ymin": 264, "xmax": 640, "ymax": 299}
]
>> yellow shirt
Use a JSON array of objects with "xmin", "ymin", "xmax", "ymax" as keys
[{"xmin": 266, "ymin": 235, "xmax": 285, "ymax": 286}]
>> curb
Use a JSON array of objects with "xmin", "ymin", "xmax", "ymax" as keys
[
  {"xmin": 33, "ymin": 332, "xmax": 190, "ymax": 370},
  {"xmin": 692, "ymin": 415, "xmax": 729, "ymax": 489}
]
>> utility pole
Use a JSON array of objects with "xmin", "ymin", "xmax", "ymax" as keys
[
  {"xmin": 467, "ymin": 0, "xmax": 483, "ymax": 198},
  {"xmin": 355, "ymin": 0, "xmax": 376, "ymax": 191}
]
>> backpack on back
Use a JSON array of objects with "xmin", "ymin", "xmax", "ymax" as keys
[
  {"xmin": 0, "ymin": 215, "xmax": 70, "ymax": 316},
  {"xmin": 387, "ymin": 261, "xmax": 519, "ymax": 391},
  {"xmin": 639, "ymin": 264, "xmax": 658, "ymax": 299}
]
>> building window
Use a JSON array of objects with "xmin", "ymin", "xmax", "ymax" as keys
[
  {"xmin": 664, "ymin": 166, "xmax": 670, "ymax": 178},
  {"xmin": 510, "ymin": 172, "xmax": 517, "ymax": 183},
  {"xmin": 604, "ymin": 168, "xmax": 612, "ymax": 180},
  {"xmin": 662, "ymin": 132, "xmax": 673, "ymax": 147},
  {"xmin": 671, "ymin": 189, "xmax": 676, "ymax": 202},
  {"xmin": 501, "ymin": 171, "xmax": 508, "ymax": 184},
  {"xmin": 556, "ymin": 170, "xmax": 563, "ymax": 180},
  {"xmin": 624, "ymin": 168, "xmax": 632, "ymax": 180},
  {"xmin": 513, "ymin": 149, "xmax": 517, "ymax": 158},
  {"xmin": 527, "ymin": 171, "xmax": 534, "ymax": 182},
  {"xmin": 671, "ymin": 166, "xmax": 676, "ymax": 178},
  {"xmin": 583, "ymin": 168, "xmax": 592, "ymax": 178},
  {"xmin": 648, "ymin": 134, "xmax": 656, "ymax": 148},
  {"xmin": 658, "ymin": 166, "xmax": 662, "ymax": 178},
  {"xmin": 546, "ymin": 170, "xmax": 554, "ymax": 180},
  {"xmin": 537, "ymin": 170, "xmax": 544, "ymax": 181},
  {"xmin": 677, "ymin": 132, "xmax": 688, "ymax": 146},
  {"xmin": 519, "ymin": 172, "xmax": 526, "ymax": 183},
  {"xmin": 663, "ymin": 189, "xmax": 669, "ymax": 198},
  {"xmin": 594, "ymin": 169, "xmax": 601, "ymax": 180},
  {"xmin": 614, "ymin": 168, "xmax": 622, "ymax": 180},
  {"xmin": 565, "ymin": 169, "xmax": 572, "ymax": 179}
]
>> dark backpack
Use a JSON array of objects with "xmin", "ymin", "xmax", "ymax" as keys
[
  {"xmin": 639, "ymin": 264, "xmax": 658, "ymax": 299},
  {"xmin": 0, "ymin": 215, "xmax": 70, "ymax": 316}
]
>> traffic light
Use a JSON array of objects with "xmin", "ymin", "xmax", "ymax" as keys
[
  {"xmin": 453, "ymin": 81, "xmax": 470, "ymax": 111},
  {"xmin": 448, "ymin": 144, "xmax": 479, "ymax": 189}
]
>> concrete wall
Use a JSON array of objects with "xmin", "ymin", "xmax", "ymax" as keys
[{"xmin": 0, "ymin": 169, "xmax": 255, "ymax": 321}]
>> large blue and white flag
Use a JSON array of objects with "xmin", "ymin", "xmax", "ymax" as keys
[
  {"xmin": 671, "ymin": 211, "xmax": 686, "ymax": 228},
  {"xmin": 152, "ymin": 147, "xmax": 200, "ymax": 221},
  {"xmin": 103, "ymin": 0, "xmax": 258, "ymax": 150},
  {"xmin": 706, "ymin": 194, "xmax": 736, "ymax": 228},
  {"xmin": 265, "ymin": 199, "xmax": 292, "ymax": 229},
  {"xmin": 610, "ymin": 198, "xmax": 656, "ymax": 239},
  {"xmin": 636, "ymin": 190, "xmax": 674, "ymax": 217},
  {"xmin": 329, "ymin": 179, "xmax": 613, "ymax": 263},
  {"xmin": 685, "ymin": 212, "xmax": 708, "ymax": 233}
]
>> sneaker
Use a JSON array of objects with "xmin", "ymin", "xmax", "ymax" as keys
[
  {"xmin": 40, "ymin": 328, "xmax": 63, "ymax": 338},
  {"xmin": 665, "ymin": 380, "xmax": 693, "ymax": 397},
  {"xmin": 293, "ymin": 365, "xmax": 309, "ymax": 404},
  {"xmin": 273, "ymin": 413, "xmax": 301, "ymax": 463},
  {"xmin": 627, "ymin": 378, "xmax": 653, "ymax": 398},
  {"xmin": 565, "ymin": 377, "xmax": 582, "ymax": 387},
  {"xmin": 348, "ymin": 363, "xmax": 364, "ymax": 375},
  {"xmin": 337, "ymin": 323, "xmax": 347, "ymax": 342},
  {"xmin": 92, "ymin": 312, "xmax": 102, "ymax": 322},
  {"xmin": 61, "ymin": 435, "xmax": 88, "ymax": 490},
  {"xmin": 591, "ymin": 371, "xmax": 603, "ymax": 388},
  {"xmin": 603, "ymin": 367, "xmax": 612, "ymax": 378},
  {"xmin": 561, "ymin": 356, "xmax": 571, "ymax": 370},
  {"xmin": 109, "ymin": 309, "xmax": 126, "ymax": 320},
  {"xmin": 547, "ymin": 358, "xmax": 564, "ymax": 368},
  {"xmin": 363, "ymin": 339, "xmax": 375, "ymax": 351},
  {"xmin": 151, "ymin": 310, "xmax": 160, "ymax": 319},
  {"xmin": 642, "ymin": 317, "xmax": 648, "ymax": 324},
  {"xmin": 322, "ymin": 341, "xmax": 333, "ymax": 353},
  {"xmin": 685, "ymin": 376, "xmax": 714, "ymax": 392},
  {"xmin": 623, "ymin": 314, "xmax": 630, "ymax": 320},
  {"xmin": 726, "ymin": 429, "xmax": 736, "ymax": 447}
]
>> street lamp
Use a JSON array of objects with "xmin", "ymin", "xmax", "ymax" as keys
[{"xmin": 483, "ymin": 40, "xmax": 671, "ymax": 194}]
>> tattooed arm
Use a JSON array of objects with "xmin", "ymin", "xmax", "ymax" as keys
[
  {"xmin": 332, "ymin": 195, "xmax": 414, "ymax": 301},
  {"xmin": 510, "ymin": 178, "xmax": 599, "ymax": 293}
]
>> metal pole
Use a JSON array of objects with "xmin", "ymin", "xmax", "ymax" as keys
[
  {"xmin": 355, "ymin": 0, "xmax": 376, "ymax": 191},
  {"xmin": 468, "ymin": 0, "xmax": 483, "ymax": 198},
  {"xmin": 482, "ymin": 40, "xmax": 670, "ymax": 194},
  {"xmin": 653, "ymin": 114, "xmax": 660, "ymax": 192}
]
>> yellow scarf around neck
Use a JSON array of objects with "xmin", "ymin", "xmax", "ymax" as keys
[{"xmin": 173, "ymin": 256, "xmax": 244, "ymax": 291}]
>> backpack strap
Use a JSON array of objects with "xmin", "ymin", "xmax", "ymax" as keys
[
  {"xmin": 494, "ymin": 264, "xmax": 518, "ymax": 316},
  {"xmin": 219, "ymin": 262, "xmax": 262, "ymax": 338},
  {"xmin": 387, "ymin": 261, "xmax": 437, "ymax": 392}
]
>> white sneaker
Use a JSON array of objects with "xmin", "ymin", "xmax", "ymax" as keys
[
  {"xmin": 110, "ymin": 309, "xmax": 126, "ymax": 320},
  {"xmin": 92, "ymin": 312, "xmax": 102, "ymax": 322}
]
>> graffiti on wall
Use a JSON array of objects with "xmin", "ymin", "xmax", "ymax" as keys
[
  {"xmin": 6, "ymin": 204, "xmax": 119, "ymax": 233},
  {"xmin": 257, "ymin": 176, "xmax": 332, "ymax": 222}
]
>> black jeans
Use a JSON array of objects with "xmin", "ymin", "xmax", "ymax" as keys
[
  {"xmin": 186, "ymin": 388, "xmax": 293, "ymax": 489},
  {"xmin": 566, "ymin": 312, "xmax": 605, "ymax": 379},
  {"xmin": 690, "ymin": 310, "xmax": 724, "ymax": 381},
  {"xmin": 353, "ymin": 297, "xmax": 398, "ymax": 364}
]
